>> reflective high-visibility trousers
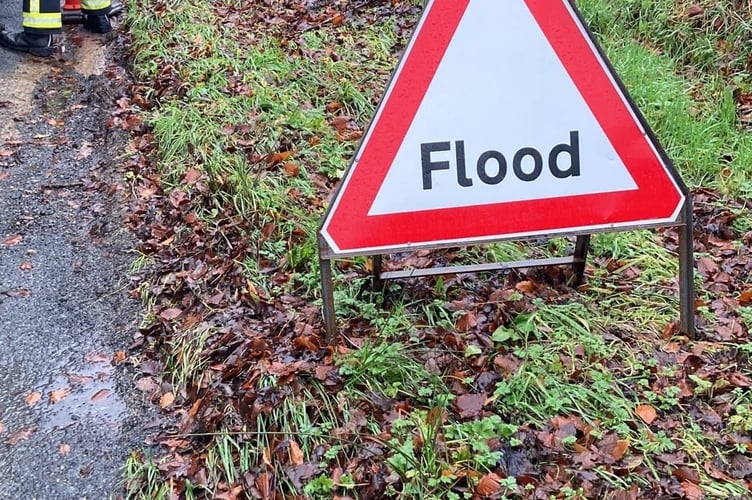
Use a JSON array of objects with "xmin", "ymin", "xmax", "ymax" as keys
[{"xmin": 23, "ymin": 0, "xmax": 112, "ymax": 34}]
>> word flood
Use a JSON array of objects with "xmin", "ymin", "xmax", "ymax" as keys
[{"xmin": 421, "ymin": 131, "xmax": 581, "ymax": 190}]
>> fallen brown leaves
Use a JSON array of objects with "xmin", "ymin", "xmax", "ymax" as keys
[
  {"xmin": 1, "ymin": 234, "xmax": 23, "ymax": 246},
  {"xmin": 90, "ymin": 389, "xmax": 111, "ymax": 403},
  {"xmin": 117, "ymin": 0, "xmax": 752, "ymax": 498},
  {"xmin": 50, "ymin": 387, "xmax": 71, "ymax": 404},
  {"xmin": 663, "ymin": 188, "xmax": 752, "ymax": 342},
  {"xmin": 25, "ymin": 392, "xmax": 41, "ymax": 406},
  {"xmin": 4, "ymin": 426, "xmax": 36, "ymax": 446},
  {"xmin": 635, "ymin": 404, "xmax": 658, "ymax": 425}
]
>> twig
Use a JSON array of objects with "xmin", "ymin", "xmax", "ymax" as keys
[{"xmin": 40, "ymin": 181, "xmax": 84, "ymax": 190}]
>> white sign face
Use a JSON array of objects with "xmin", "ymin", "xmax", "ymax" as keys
[{"xmin": 368, "ymin": 0, "xmax": 636, "ymax": 216}]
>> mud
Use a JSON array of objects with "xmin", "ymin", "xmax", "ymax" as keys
[{"xmin": 0, "ymin": 10, "xmax": 153, "ymax": 500}]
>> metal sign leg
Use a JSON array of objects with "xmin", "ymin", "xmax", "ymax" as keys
[
  {"xmin": 678, "ymin": 199, "xmax": 696, "ymax": 339},
  {"xmin": 572, "ymin": 234, "xmax": 590, "ymax": 286},
  {"xmin": 371, "ymin": 254, "xmax": 384, "ymax": 293},
  {"xmin": 320, "ymin": 258, "xmax": 338, "ymax": 346}
]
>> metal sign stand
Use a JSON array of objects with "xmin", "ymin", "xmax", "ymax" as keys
[
  {"xmin": 319, "ymin": 202, "xmax": 695, "ymax": 346},
  {"xmin": 678, "ymin": 198, "xmax": 696, "ymax": 337}
]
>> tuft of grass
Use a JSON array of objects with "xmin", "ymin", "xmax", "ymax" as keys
[
  {"xmin": 122, "ymin": 451, "xmax": 177, "ymax": 500},
  {"xmin": 165, "ymin": 325, "xmax": 213, "ymax": 390},
  {"xmin": 491, "ymin": 302, "xmax": 633, "ymax": 429}
]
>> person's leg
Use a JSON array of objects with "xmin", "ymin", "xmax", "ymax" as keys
[
  {"xmin": 0, "ymin": 0, "xmax": 61, "ymax": 57},
  {"xmin": 81, "ymin": 0, "xmax": 113, "ymax": 34}
]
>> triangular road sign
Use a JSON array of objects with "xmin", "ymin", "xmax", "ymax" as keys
[{"xmin": 320, "ymin": 0, "xmax": 687, "ymax": 256}]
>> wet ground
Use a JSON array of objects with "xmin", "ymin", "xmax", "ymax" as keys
[{"xmin": 0, "ymin": 7, "xmax": 151, "ymax": 499}]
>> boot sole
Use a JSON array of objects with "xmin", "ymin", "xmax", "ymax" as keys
[
  {"xmin": 0, "ymin": 39, "xmax": 54, "ymax": 57},
  {"xmin": 29, "ymin": 46, "xmax": 55, "ymax": 57}
]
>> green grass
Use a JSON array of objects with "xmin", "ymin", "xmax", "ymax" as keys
[
  {"xmin": 577, "ymin": 0, "xmax": 752, "ymax": 192},
  {"xmin": 123, "ymin": 0, "xmax": 752, "ymax": 498}
]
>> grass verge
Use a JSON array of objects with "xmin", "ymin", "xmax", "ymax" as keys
[{"xmin": 120, "ymin": 0, "xmax": 752, "ymax": 498}]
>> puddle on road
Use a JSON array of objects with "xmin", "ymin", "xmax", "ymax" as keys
[
  {"xmin": 41, "ymin": 353, "xmax": 126, "ymax": 431},
  {"xmin": 0, "ymin": 351, "xmax": 126, "ymax": 439}
]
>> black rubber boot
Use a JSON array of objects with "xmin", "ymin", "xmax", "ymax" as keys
[
  {"xmin": 82, "ymin": 13, "xmax": 111, "ymax": 34},
  {"xmin": 0, "ymin": 28, "xmax": 55, "ymax": 57}
]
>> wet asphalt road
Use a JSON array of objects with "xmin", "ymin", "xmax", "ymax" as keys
[{"xmin": 0, "ymin": 5, "xmax": 150, "ymax": 499}]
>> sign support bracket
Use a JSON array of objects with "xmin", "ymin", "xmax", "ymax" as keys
[
  {"xmin": 321, "ymin": 235, "xmax": 603, "ymax": 346},
  {"xmin": 320, "ymin": 219, "xmax": 696, "ymax": 345}
]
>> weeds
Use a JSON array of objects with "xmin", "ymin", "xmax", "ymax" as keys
[{"xmin": 123, "ymin": 0, "xmax": 752, "ymax": 497}]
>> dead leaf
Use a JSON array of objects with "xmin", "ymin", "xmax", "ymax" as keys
[
  {"xmin": 0, "ymin": 172, "xmax": 9, "ymax": 182},
  {"xmin": 282, "ymin": 162, "xmax": 300, "ymax": 177},
  {"xmin": 75, "ymin": 142, "xmax": 93, "ymax": 160},
  {"xmin": 456, "ymin": 311, "xmax": 477, "ymax": 332},
  {"xmin": 696, "ymin": 257, "xmax": 718, "ymax": 276},
  {"xmin": 662, "ymin": 341, "xmax": 681, "ymax": 354},
  {"xmin": 293, "ymin": 335, "xmax": 319, "ymax": 353},
  {"xmin": 289, "ymin": 440, "xmax": 304, "ymax": 465},
  {"xmin": 1, "ymin": 234, "xmax": 23, "ymax": 246},
  {"xmin": 19, "ymin": 261, "xmax": 33, "ymax": 270},
  {"xmin": 330, "ymin": 116, "xmax": 351, "ymax": 133},
  {"xmin": 515, "ymin": 280, "xmax": 535, "ymax": 293},
  {"xmin": 729, "ymin": 372, "xmax": 752, "ymax": 387},
  {"xmin": 0, "ymin": 149, "xmax": 14, "ymax": 157},
  {"xmin": 135, "ymin": 377, "xmax": 160, "ymax": 394},
  {"xmin": 160, "ymin": 392, "xmax": 175, "ymax": 409},
  {"xmin": 681, "ymin": 480, "xmax": 704, "ymax": 500},
  {"xmin": 112, "ymin": 351, "xmax": 126, "ymax": 364},
  {"xmin": 674, "ymin": 465, "xmax": 701, "ymax": 484},
  {"xmin": 331, "ymin": 12, "xmax": 345, "ymax": 26},
  {"xmin": 137, "ymin": 183, "xmax": 157, "ymax": 199},
  {"xmin": 60, "ymin": 443, "xmax": 71, "ymax": 455},
  {"xmin": 266, "ymin": 151, "xmax": 293, "ymax": 165},
  {"xmin": 25, "ymin": 391, "xmax": 41, "ymax": 406},
  {"xmin": 67, "ymin": 374, "xmax": 93, "ymax": 386},
  {"xmin": 0, "ymin": 422, "xmax": 4, "ymax": 434},
  {"xmin": 612, "ymin": 439, "xmax": 630, "ymax": 461},
  {"xmin": 90, "ymin": 388, "xmax": 111, "ymax": 403},
  {"xmin": 84, "ymin": 352, "xmax": 110, "ymax": 363},
  {"xmin": 159, "ymin": 308, "xmax": 182, "ymax": 320},
  {"xmin": 4, "ymin": 426, "xmax": 36, "ymax": 445},
  {"xmin": 168, "ymin": 190, "xmax": 188, "ymax": 208},
  {"xmin": 635, "ymin": 404, "xmax": 657, "ymax": 425},
  {"xmin": 476, "ymin": 473, "xmax": 501, "ymax": 496},
  {"xmin": 455, "ymin": 393, "xmax": 486, "ymax": 418},
  {"xmin": 50, "ymin": 387, "xmax": 71, "ymax": 403},
  {"xmin": 494, "ymin": 353, "xmax": 521, "ymax": 375},
  {"xmin": 686, "ymin": 4, "xmax": 704, "ymax": 18},
  {"xmin": 183, "ymin": 168, "xmax": 202, "ymax": 185}
]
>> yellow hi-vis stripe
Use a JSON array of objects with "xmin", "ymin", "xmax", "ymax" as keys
[
  {"xmin": 22, "ymin": 12, "xmax": 62, "ymax": 30},
  {"xmin": 82, "ymin": 0, "xmax": 112, "ymax": 11}
]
